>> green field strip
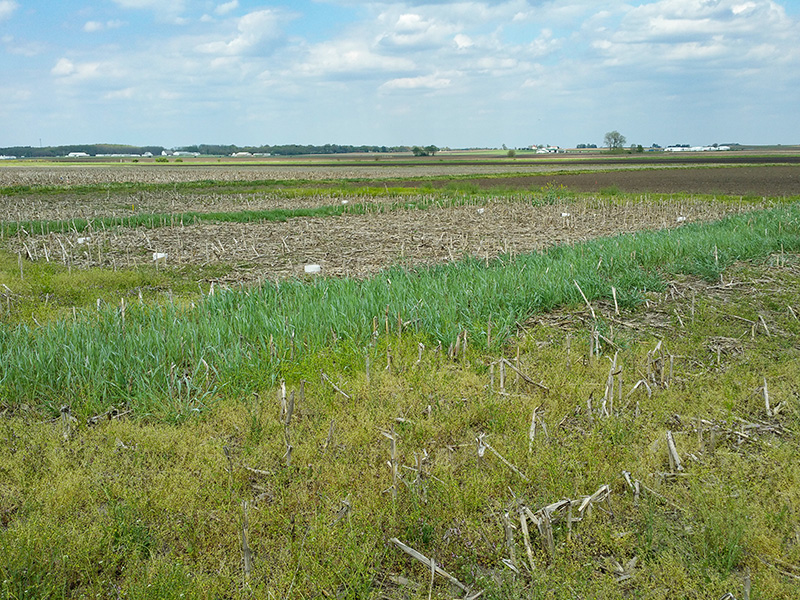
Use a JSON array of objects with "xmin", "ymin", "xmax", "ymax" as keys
[{"xmin": 1, "ymin": 202, "xmax": 799, "ymax": 418}]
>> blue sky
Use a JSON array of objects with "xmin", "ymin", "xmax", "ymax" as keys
[{"xmin": 1, "ymin": 0, "xmax": 799, "ymax": 148}]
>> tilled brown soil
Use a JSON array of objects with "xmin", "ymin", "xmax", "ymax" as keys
[
  {"xmin": 3, "ymin": 162, "xmax": 798, "ymax": 196},
  {"xmin": 416, "ymin": 165, "xmax": 800, "ymax": 196},
  {"xmin": 3, "ymin": 165, "xmax": 797, "ymax": 224},
  {"xmin": 14, "ymin": 197, "xmax": 767, "ymax": 284}
]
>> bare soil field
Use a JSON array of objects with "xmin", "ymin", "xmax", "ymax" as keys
[
  {"xmin": 0, "ymin": 162, "xmax": 647, "ymax": 187},
  {"xmin": 12, "ymin": 197, "xmax": 767, "ymax": 284},
  {"xmin": 3, "ymin": 161, "xmax": 796, "ymax": 284},
  {"xmin": 1, "ymin": 191, "xmax": 358, "ymax": 223},
  {"xmin": 2, "ymin": 163, "xmax": 798, "ymax": 223},
  {"xmin": 398, "ymin": 165, "xmax": 800, "ymax": 196},
  {"xmin": 3, "ymin": 156, "xmax": 799, "ymax": 191}
]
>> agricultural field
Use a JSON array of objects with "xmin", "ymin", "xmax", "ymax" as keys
[{"xmin": 1, "ymin": 156, "xmax": 800, "ymax": 599}]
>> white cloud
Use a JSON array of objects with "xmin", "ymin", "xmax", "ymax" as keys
[
  {"xmin": 103, "ymin": 87, "xmax": 136, "ymax": 100},
  {"xmin": 377, "ymin": 12, "xmax": 459, "ymax": 49},
  {"xmin": 196, "ymin": 9, "xmax": 286, "ymax": 56},
  {"xmin": 215, "ymin": 1, "xmax": 239, "ymax": 16},
  {"xmin": 298, "ymin": 38, "xmax": 415, "ymax": 76},
  {"xmin": 453, "ymin": 33, "xmax": 473, "ymax": 49},
  {"xmin": 588, "ymin": 0, "xmax": 796, "ymax": 74},
  {"xmin": 474, "ymin": 56, "xmax": 519, "ymax": 71},
  {"xmin": 51, "ymin": 58, "xmax": 107, "ymax": 82},
  {"xmin": 111, "ymin": 0, "xmax": 180, "ymax": 8},
  {"xmin": 0, "ymin": 0, "xmax": 17, "ymax": 21},
  {"xmin": 0, "ymin": 85, "xmax": 30, "ymax": 102},
  {"xmin": 380, "ymin": 73, "xmax": 451, "ymax": 90},
  {"xmin": 2, "ymin": 34, "xmax": 45, "ymax": 56},
  {"xmin": 51, "ymin": 58, "xmax": 76, "ymax": 77},
  {"xmin": 111, "ymin": 0, "xmax": 187, "ymax": 23},
  {"xmin": 84, "ymin": 20, "xmax": 125, "ymax": 33},
  {"xmin": 615, "ymin": 0, "xmax": 791, "ymax": 43}
]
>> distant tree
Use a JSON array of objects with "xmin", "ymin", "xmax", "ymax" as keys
[
  {"xmin": 507, "ymin": 149, "xmax": 516, "ymax": 158},
  {"xmin": 411, "ymin": 145, "xmax": 439, "ymax": 157},
  {"xmin": 604, "ymin": 131, "xmax": 627, "ymax": 150}
]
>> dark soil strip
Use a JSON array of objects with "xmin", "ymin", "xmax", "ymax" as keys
[{"xmin": 390, "ymin": 166, "xmax": 800, "ymax": 196}]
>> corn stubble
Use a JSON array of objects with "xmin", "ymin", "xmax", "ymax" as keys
[{"xmin": 2, "ymin": 188, "xmax": 800, "ymax": 597}]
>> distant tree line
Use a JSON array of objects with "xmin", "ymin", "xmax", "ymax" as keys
[
  {"xmin": 0, "ymin": 143, "xmax": 413, "ymax": 158},
  {"xmin": 0, "ymin": 144, "xmax": 165, "ymax": 158},
  {"xmin": 176, "ymin": 143, "xmax": 410, "ymax": 156}
]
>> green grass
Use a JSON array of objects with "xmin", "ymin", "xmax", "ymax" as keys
[
  {"xmin": 1, "ymin": 203, "xmax": 799, "ymax": 420},
  {"xmin": 2, "ymin": 253, "xmax": 799, "ymax": 598},
  {"xmin": 0, "ymin": 250, "xmax": 229, "ymax": 324},
  {"xmin": 2, "ymin": 192, "xmax": 800, "ymax": 598}
]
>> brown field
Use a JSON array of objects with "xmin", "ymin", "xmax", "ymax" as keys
[
  {"xmin": 0, "ymin": 162, "xmax": 643, "ymax": 187},
  {"xmin": 2, "ymin": 160, "xmax": 798, "ymax": 284},
  {"xmin": 7, "ymin": 197, "xmax": 770, "ymax": 284},
  {"xmin": 453, "ymin": 164, "xmax": 800, "ymax": 196}
]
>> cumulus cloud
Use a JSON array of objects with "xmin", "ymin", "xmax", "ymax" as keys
[
  {"xmin": 196, "ymin": 9, "xmax": 287, "ymax": 56},
  {"xmin": 612, "ymin": 0, "xmax": 792, "ymax": 45},
  {"xmin": 51, "ymin": 58, "xmax": 107, "ymax": 82},
  {"xmin": 453, "ymin": 33, "xmax": 473, "ymax": 49},
  {"xmin": 376, "ymin": 12, "xmax": 460, "ymax": 49},
  {"xmin": 215, "ymin": 1, "xmax": 239, "ymax": 16},
  {"xmin": 587, "ymin": 0, "xmax": 796, "ymax": 75},
  {"xmin": 0, "ymin": 0, "xmax": 17, "ymax": 21},
  {"xmin": 298, "ymin": 38, "xmax": 415, "ymax": 76}
]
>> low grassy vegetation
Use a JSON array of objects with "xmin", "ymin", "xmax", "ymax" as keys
[{"xmin": 1, "ymin": 183, "xmax": 800, "ymax": 598}]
